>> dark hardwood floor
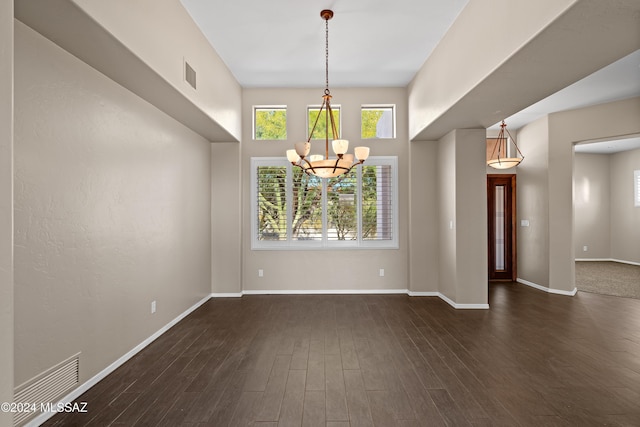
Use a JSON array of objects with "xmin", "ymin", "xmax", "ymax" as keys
[{"xmin": 43, "ymin": 283, "xmax": 640, "ymax": 426}]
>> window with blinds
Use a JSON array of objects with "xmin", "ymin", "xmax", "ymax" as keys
[
  {"xmin": 635, "ymin": 170, "xmax": 640, "ymax": 207},
  {"xmin": 251, "ymin": 157, "xmax": 398, "ymax": 249}
]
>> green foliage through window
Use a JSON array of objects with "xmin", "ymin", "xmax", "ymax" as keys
[
  {"xmin": 254, "ymin": 107, "xmax": 287, "ymax": 140},
  {"xmin": 308, "ymin": 107, "xmax": 340, "ymax": 140},
  {"xmin": 253, "ymin": 158, "xmax": 397, "ymax": 248},
  {"xmin": 361, "ymin": 106, "xmax": 395, "ymax": 139}
]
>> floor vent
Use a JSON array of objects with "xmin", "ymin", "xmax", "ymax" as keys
[
  {"xmin": 13, "ymin": 354, "xmax": 80, "ymax": 426},
  {"xmin": 185, "ymin": 60, "xmax": 197, "ymax": 89}
]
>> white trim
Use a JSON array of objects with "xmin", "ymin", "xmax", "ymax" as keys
[
  {"xmin": 407, "ymin": 291, "xmax": 439, "ymax": 297},
  {"xmin": 211, "ymin": 292, "xmax": 243, "ymax": 298},
  {"xmin": 240, "ymin": 289, "xmax": 489, "ymax": 309},
  {"xmin": 242, "ymin": 288, "xmax": 408, "ymax": 295},
  {"xmin": 25, "ymin": 294, "xmax": 212, "ymax": 427},
  {"xmin": 437, "ymin": 292, "xmax": 490, "ymax": 309},
  {"xmin": 517, "ymin": 278, "xmax": 578, "ymax": 296},
  {"xmin": 612, "ymin": 258, "xmax": 640, "ymax": 267},
  {"xmin": 576, "ymin": 258, "xmax": 640, "ymax": 267}
]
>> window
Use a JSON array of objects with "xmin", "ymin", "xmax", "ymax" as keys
[
  {"xmin": 635, "ymin": 170, "xmax": 640, "ymax": 207},
  {"xmin": 361, "ymin": 105, "xmax": 395, "ymax": 139},
  {"xmin": 308, "ymin": 106, "xmax": 340, "ymax": 139},
  {"xmin": 254, "ymin": 106, "xmax": 287, "ymax": 140},
  {"xmin": 252, "ymin": 157, "xmax": 398, "ymax": 249}
]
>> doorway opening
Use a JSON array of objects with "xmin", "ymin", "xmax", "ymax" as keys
[{"xmin": 487, "ymin": 174, "xmax": 517, "ymax": 281}]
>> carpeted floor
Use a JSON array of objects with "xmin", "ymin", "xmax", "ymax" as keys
[{"xmin": 575, "ymin": 261, "xmax": 640, "ymax": 299}]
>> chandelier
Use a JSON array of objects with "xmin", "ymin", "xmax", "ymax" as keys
[
  {"xmin": 286, "ymin": 9, "xmax": 369, "ymax": 179},
  {"xmin": 487, "ymin": 120, "xmax": 524, "ymax": 169}
]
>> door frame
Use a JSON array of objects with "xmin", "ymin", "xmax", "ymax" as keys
[{"xmin": 487, "ymin": 174, "xmax": 517, "ymax": 281}]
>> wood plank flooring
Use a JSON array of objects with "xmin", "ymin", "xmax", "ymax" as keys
[{"xmin": 43, "ymin": 283, "xmax": 640, "ymax": 426}]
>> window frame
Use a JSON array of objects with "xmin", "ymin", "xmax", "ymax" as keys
[
  {"xmin": 253, "ymin": 105, "xmax": 287, "ymax": 140},
  {"xmin": 361, "ymin": 104, "xmax": 396, "ymax": 139},
  {"xmin": 251, "ymin": 156, "xmax": 399, "ymax": 250}
]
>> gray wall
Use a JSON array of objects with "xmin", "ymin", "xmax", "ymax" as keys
[
  {"xmin": 574, "ymin": 153, "xmax": 611, "ymax": 259},
  {"xmin": 14, "ymin": 22, "xmax": 212, "ymax": 387},
  {"xmin": 574, "ymin": 148, "xmax": 640, "ymax": 264},
  {"xmin": 610, "ymin": 148, "xmax": 640, "ymax": 263},
  {"xmin": 239, "ymin": 88, "xmax": 411, "ymax": 292},
  {"xmin": 517, "ymin": 97, "xmax": 640, "ymax": 292},
  {"xmin": 0, "ymin": 1, "xmax": 14, "ymax": 426}
]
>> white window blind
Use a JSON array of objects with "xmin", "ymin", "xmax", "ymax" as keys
[
  {"xmin": 635, "ymin": 170, "xmax": 640, "ymax": 207},
  {"xmin": 252, "ymin": 157, "xmax": 398, "ymax": 249}
]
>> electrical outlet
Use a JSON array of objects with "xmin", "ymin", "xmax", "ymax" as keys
[
  {"xmin": 583, "ymin": 245, "xmax": 588, "ymax": 252},
  {"xmin": 151, "ymin": 300, "xmax": 156, "ymax": 314},
  {"xmin": 379, "ymin": 269, "xmax": 385, "ymax": 277},
  {"xmin": 258, "ymin": 269, "xmax": 264, "ymax": 277}
]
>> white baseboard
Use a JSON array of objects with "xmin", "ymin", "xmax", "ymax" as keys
[
  {"xmin": 407, "ymin": 291, "xmax": 439, "ymax": 297},
  {"xmin": 242, "ymin": 288, "xmax": 409, "ymax": 295},
  {"xmin": 575, "ymin": 258, "xmax": 640, "ymax": 266},
  {"xmin": 26, "ymin": 294, "xmax": 212, "ymax": 427},
  {"xmin": 211, "ymin": 292, "xmax": 243, "ymax": 298},
  {"xmin": 437, "ymin": 292, "xmax": 490, "ymax": 309},
  {"xmin": 240, "ymin": 289, "xmax": 489, "ymax": 309},
  {"xmin": 517, "ymin": 278, "xmax": 578, "ymax": 296}
]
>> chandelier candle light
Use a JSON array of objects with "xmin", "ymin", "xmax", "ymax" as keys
[
  {"xmin": 487, "ymin": 120, "xmax": 524, "ymax": 169},
  {"xmin": 286, "ymin": 9, "xmax": 370, "ymax": 179}
]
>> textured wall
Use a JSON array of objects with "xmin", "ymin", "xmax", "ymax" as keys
[
  {"xmin": 241, "ymin": 88, "xmax": 410, "ymax": 292},
  {"xmin": 610, "ymin": 148, "xmax": 640, "ymax": 263},
  {"xmin": 574, "ymin": 153, "xmax": 611, "ymax": 258},
  {"xmin": 0, "ymin": 1, "xmax": 14, "ymax": 425},
  {"xmin": 14, "ymin": 22, "xmax": 211, "ymax": 386}
]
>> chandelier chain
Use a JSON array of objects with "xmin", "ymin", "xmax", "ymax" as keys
[{"xmin": 325, "ymin": 15, "xmax": 330, "ymax": 93}]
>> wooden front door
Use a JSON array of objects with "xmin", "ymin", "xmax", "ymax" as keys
[{"xmin": 487, "ymin": 175, "xmax": 516, "ymax": 281}]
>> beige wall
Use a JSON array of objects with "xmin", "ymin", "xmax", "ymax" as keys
[
  {"xmin": 610, "ymin": 148, "xmax": 640, "ymax": 263},
  {"xmin": 211, "ymin": 143, "xmax": 242, "ymax": 294},
  {"xmin": 574, "ymin": 153, "xmax": 611, "ymax": 258},
  {"xmin": 518, "ymin": 97, "xmax": 640, "ymax": 291},
  {"xmin": 16, "ymin": 0, "xmax": 242, "ymax": 142},
  {"xmin": 14, "ymin": 22, "xmax": 212, "ymax": 386},
  {"xmin": 409, "ymin": 0, "xmax": 579, "ymax": 139},
  {"xmin": 0, "ymin": 1, "xmax": 14, "ymax": 425},
  {"xmin": 408, "ymin": 140, "xmax": 439, "ymax": 293},
  {"xmin": 240, "ymin": 88, "xmax": 410, "ymax": 291},
  {"xmin": 516, "ymin": 116, "xmax": 551, "ymax": 287},
  {"xmin": 574, "ymin": 148, "xmax": 640, "ymax": 264},
  {"xmin": 437, "ymin": 129, "xmax": 488, "ymax": 305}
]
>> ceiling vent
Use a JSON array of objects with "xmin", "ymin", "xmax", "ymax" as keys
[{"xmin": 185, "ymin": 60, "xmax": 197, "ymax": 90}]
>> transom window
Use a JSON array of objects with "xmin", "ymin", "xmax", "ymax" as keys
[
  {"xmin": 361, "ymin": 105, "xmax": 395, "ymax": 139},
  {"xmin": 308, "ymin": 105, "xmax": 341, "ymax": 139},
  {"xmin": 251, "ymin": 157, "xmax": 398, "ymax": 249},
  {"xmin": 254, "ymin": 106, "xmax": 287, "ymax": 140}
]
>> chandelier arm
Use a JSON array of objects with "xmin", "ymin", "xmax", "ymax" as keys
[
  {"xmin": 307, "ymin": 98, "xmax": 327, "ymax": 143},
  {"xmin": 325, "ymin": 99, "xmax": 330, "ymax": 159},
  {"xmin": 504, "ymin": 127, "xmax": 525, "ymax": 158}
]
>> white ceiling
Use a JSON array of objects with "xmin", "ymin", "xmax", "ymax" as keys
[
  {"xmin": 575, "ymin": 136, "xmax": 640, "ymax": 154},
  {"xmin": 179, "ymin": 0, "xmax": 469, "ymax": 88},
  {"xmin": 180, "ymin": 0, "xmax": 640, "ymax": 130}
]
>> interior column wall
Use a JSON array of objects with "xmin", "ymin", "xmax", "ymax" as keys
[
  {"xmin": 211, "ymin": 142, "xmax": 242, "ymax": 295},
  {"xmin": 438, "ymin": 129, "xmax": 488, "ymax": 307},
  {"xmin": 408, "ymin": 140, "xmax": 439, "ymax": 294},
  {"xmin": 0, "ymin": 1, "xmax": 14, "ymax": 424}
]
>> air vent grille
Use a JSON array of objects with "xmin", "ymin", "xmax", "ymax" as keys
[
  {"xmin": 185, "ymin": 61, "xmax": 197, "ymax": 89},
  {"xmin": 13, "ymin": 354, "xmax": 80, "ymax": 426}
]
